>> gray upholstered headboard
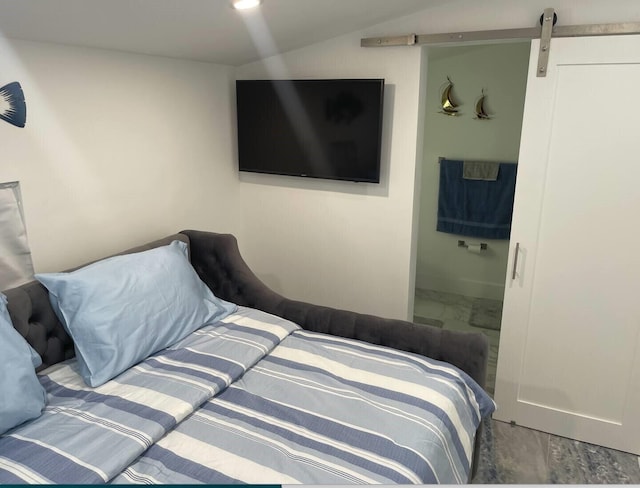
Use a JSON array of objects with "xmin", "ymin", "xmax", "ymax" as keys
[
  {"xmin": 3, "ymin": 233, "xmax": 189, "ymax": 371},
  {"xmin": 3, "ymin": 229, "xmax": 488, "ymax": 389}
]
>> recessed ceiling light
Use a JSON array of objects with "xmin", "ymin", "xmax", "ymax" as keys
[{"xmin": 232, "ymin": 0, "xmax": 262, "ymax": 10}]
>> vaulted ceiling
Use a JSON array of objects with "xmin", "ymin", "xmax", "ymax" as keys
[{"xmin": 0, "ymin": 0, "xmax": 437, "ymax": 65}]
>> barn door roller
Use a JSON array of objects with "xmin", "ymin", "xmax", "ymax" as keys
[
  {"xmin": 361, "ymin": 8, "xmax": 640, "ymax": 78},
  {"xmin": 537, "ymin": 8, "xmax": 555, "ymax": 77}
]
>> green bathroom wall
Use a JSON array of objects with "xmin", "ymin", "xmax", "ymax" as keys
[{"xmin": 416, "ymin": 42, "xmax": 530, "ymax": 300}]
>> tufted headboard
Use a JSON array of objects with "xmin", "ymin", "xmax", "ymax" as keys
[
  {"xmin": 3, "ymin": 233, "xmax": 189, "ymax": 371},
  {"xmin": 3, "ymin": 229, "xmax": 488, "ymax": 389}
]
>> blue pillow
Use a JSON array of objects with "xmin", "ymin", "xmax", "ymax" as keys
[
  {"xmin": 0, "ymin": 293, "xmax": 47, "ymax": 434},
  {"xmin": 36, "ymin": 240, "xmax": 237, "ymax": 387}
]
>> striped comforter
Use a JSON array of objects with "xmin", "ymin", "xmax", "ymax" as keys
[{"xmin": 0, "ymin": 307, "xmax": 494, "ymax": 484}]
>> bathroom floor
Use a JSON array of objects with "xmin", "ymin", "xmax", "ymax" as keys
[{"xmin": 413, "ymin": 288, "xmax": 501, "ymax": 396}]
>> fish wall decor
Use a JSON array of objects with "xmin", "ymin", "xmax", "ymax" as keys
[{"xmin": 0, "ymin": 82, "xmax": 27, "ymax": 128}]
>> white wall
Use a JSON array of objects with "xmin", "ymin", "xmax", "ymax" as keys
[
  {"xmin": 234, "ymin": 0, "xmax": 640, "ymax": 321},
  {"xmin": 416, "ymin": 43, "xmax": 530, "ymax": 300},
  {"xmin": 0, "ymin": 39, "xmax": 240, "ymax": 272}
]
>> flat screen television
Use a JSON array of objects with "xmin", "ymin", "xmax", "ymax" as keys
[{"xmin": 236, "ymin": 79, "xmax": 384, "ymax": 183}]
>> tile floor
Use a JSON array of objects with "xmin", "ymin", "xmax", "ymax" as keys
[
  {"xmin": 414, "ymin": 288, "xmax": 640, "ymax": 484},
  {"xmin": 473, "ymin": 419, "xmax": 640, "ymax": 484},
  {"xmin": 413, "ymin": 288, "xmax": 500, "ymax": 395}
]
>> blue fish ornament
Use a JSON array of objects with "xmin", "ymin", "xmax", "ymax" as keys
[{"xmin": 0, "ymin": 82, "xmax": 27, "ymax": 128}]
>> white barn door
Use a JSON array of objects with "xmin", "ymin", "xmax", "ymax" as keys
[{"xmin": 493, "ymin": 35, "xmax": 640, "ymax": 455}]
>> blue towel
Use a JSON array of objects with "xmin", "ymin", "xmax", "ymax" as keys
[{"xmin": 437, "ymin": 159, "xmax": 517, "ymax": 240}]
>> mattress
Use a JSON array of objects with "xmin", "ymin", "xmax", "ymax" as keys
[{"xmin": 0, "ymin": 307, "xmax": 494, "ymax": 484}]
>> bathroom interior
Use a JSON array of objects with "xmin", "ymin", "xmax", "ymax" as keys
[{"xmin": 413, "ymin": 41, "xmax": 531, "ymax": 397}]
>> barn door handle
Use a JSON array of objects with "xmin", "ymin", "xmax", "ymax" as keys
[{"xmin": 511, "ymin": 242, "xmax": 520, "ymax": 280}]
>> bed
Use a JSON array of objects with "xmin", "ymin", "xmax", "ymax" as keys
[{"xmin": 0, "ymin": 230, "xmax": 494, "ymax": 484}]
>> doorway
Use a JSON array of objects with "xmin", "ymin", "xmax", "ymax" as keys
[{"xmin": 413, "ymin": 42, "xmax": 531, "ymax": 396}]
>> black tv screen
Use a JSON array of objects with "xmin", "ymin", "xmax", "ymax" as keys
[{"xmin": 236, "ymin": 79, "xmax": 384, "ymax": 183}]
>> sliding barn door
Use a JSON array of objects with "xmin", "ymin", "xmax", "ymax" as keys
[{"xmin": 493, "ymin": 35, "xmax": 640, "ymax": 455}]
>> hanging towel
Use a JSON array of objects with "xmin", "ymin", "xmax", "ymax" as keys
[
  {"xmin": 437, "ymin": 158, "xmax": 517, "ymax": 240},
  {"xmin": 463, "ymin": 160, "xmax": 500, "ymax": 181}
]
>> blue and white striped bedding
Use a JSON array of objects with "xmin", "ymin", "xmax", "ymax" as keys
[
  {"xmin": 0, "ymin": 307, "xmax": 297, "ymax": 484},
  {"xmin": 0, "ymin": 306, "xmax": 495, "ymax": 484},
  {"xmin": 114, "ymin": 329, "xmax": 495, "ymax": 484}
]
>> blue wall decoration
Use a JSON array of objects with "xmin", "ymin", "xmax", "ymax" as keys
[{"xmin": 0, "ymin": 82, "xmax": 27, "ymax": 128}]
